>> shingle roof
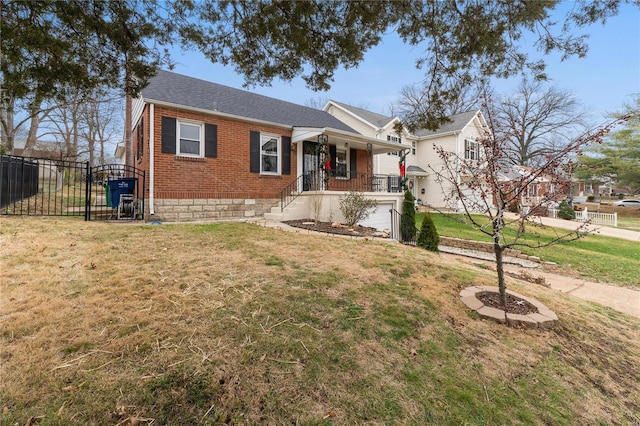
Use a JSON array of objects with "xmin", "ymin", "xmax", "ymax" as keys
[
  {"xmin": 407, "ymin": 165, "xmax": 428, "ymax": 174},
  {"xmin": 413, "ymin": 110, "xmax": 480, "ymax": 137},
  {"xmin": 329, "ymin": 101, "xmax": 395, "ymax": 129},
  {"xmin": 142, "ymin": 70, "xmax": 356, "ymax": 132}
]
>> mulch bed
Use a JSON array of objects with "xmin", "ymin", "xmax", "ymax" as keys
[
  {"xmin": 477, "ymin": 292, "xmax": 538, "ymax": 315},
  {"xmin": 283, "ymin": 219, "xmax": 384, "ymax": 237}
]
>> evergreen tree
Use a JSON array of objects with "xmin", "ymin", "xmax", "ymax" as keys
[
  {"xmin": 557, "ymin": 200, "xmax": 576, "ymax": 221},
  {"xmin": 400, "ymin": 190, "xmax": 416, "ymax": 243},
  {"xmin": 417, "ymin": 213, "xmax": 439, "ymax": 252}
]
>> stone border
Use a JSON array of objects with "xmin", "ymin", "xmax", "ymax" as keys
[{"xmin": 460, "ymin": 286, "xmax": 558, "ymax": 329}]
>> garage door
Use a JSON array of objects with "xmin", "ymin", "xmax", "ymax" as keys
[{"xmin": 360, "ymin": 203, "xmax": 393, "ymax": 231}]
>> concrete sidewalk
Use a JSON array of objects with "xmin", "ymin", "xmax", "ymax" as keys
[
  {"xmin": 505, "ymin": 212, "xmax": 640, "ymax": 242},
  {"xmin": 545, "ymin": 275, "xmax": 640, "ymax": 318}
]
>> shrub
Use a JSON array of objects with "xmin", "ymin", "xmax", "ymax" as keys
[
  {"xmin": 400, "ymin": 190, "xmax": 416, "ymax": 242},
  {"xmin": 587, "ymin": 195, "xmax": 595, "ymax": 202},
  {"xmin": 557, "ymin": 200, "xmax": 576, "ymax": 220},
  {"xmin": 416, "ymin": 213, "xmax": 439, "ymax": 252},
  {"xmin": 339, "ymin": 191, "xmax": 377, "ymax": 227}
]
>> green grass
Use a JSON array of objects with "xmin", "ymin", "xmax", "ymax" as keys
[
  {"xmin": 1, "ymin": 217, "xmax": 639, "ymax": 425},
  {"xmin": 418, "ymin": 212, "xmax": 640, "ymax": 288},
  {"xmin": 617, "ymin": 217, "xmax": 640, "ymax": 231}
]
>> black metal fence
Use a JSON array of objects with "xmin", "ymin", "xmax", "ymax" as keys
[
  {"xmin": 0, "ymin": 156, "xmax": 40, "ymax": 209},
  {"xmin": 87, "ymin": 164, "xmax": 145, "ymax": 221},
  {"xmin": 390, "ymin": 208, "xmax": 418, "ymax": 245},
  {"xmin": 0, "ymin": 155, "xmax": 145, "ymax": 221}
]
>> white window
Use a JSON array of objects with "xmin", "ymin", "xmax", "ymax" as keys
[
  {"xmin": 336, "ymin": 148, "xmax": 348, "ymax": 178},
  {"xmin": 387, "ymin": 135, "xmax": 402, "ymax": 156},
  {"xmin": 464, "ymin": 139, "xmax": 480, "ymax": 161},
  {"xmin": 178, "ymin": 121, "xmax": 204, "ymax": 157},
  {"xmin": 261, "ymin": 134, "xmax": 280, "ymax": 174}
]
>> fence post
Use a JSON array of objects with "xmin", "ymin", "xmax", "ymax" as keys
[
  {"xmin": 614, "ymin": 212, "xmax": 617, "ymax": 227},
  {"xmin": 84, "ymin": 162, "xmax": 91, "ymax": 221}
]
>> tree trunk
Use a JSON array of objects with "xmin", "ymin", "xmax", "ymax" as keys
[
  {"xmin": 493, "ymin": 239, "xmax": 507, "ymax": 306},
  {"xmin": 125, "ymin": 94, "xmax": 132, "ymax": 167},
  {"xmin": 0, "ymin": 98, "xmax": 16, "ymax": 153},
  {"xmin": 23, "ymin": 98, "xmax": 43, "ymax": 156}
]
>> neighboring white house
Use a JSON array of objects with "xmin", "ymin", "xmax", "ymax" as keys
[
  {"xmin": 114, "ymin": 142, "xmax": 126, "ymax": 164},
  {"xmin": 324, "ymin": 101, "xmax": 490, "ymax": 210}
]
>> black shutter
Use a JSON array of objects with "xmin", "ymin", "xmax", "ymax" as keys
[
  {"xmin": 204, "ymin": 124, "xmax": 217, "ymax": 158},
  {"xmin": 250, "ymin": 130, "xmax": 260, "ymax": 173},
  {"xmin": 282, "ymin": 136, "xmax": 291, "ymax": 175},
  {"xmin": 161, "ymin": 116, "xmax": 176, "ymax": 154},
  {"xmin": 329, "ymin": 144, "xmax": 336, "ymax": 175},
  {"xmin": 349, "ymin": 148, "xmax": 357, "ymax": 179}
]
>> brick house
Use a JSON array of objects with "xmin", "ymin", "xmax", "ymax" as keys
[{"xmin": 130, "ymin": 70, "xmax": 409, "ymax": 225}]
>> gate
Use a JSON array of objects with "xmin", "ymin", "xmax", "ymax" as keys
[{"xmin": 0, "ymin": 154, "xmax": 145, "ymax": 221}]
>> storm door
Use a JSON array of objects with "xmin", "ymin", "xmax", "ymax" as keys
[{"xmin": 302, "ymin": 141, "xmax": 320, "ymax": 191}]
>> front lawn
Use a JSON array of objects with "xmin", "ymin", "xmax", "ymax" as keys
[
  {"xmin": 1, "ymin": 217, "xmax": 639, "ymax": 425},
  {"xmin": 417, "ymin": 212, "xmax": 640, "ymax": 288}
]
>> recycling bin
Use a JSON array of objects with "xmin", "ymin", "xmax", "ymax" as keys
[{"xmin": 106, "ymin": 178, "xmax": 137, "ymax": 208}]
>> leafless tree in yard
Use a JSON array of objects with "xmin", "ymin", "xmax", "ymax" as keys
[
  {"xmin": 395, "ymin": 80, "xmax": 482, "ymax": 132},
  {"xmin": 41, "ymin": 89, "xmax": 122, "ymax": 164},
  {"xmin": 429, "ymin": 93, "xmax": 626, "ymax": 306},
  {"xmin": 493, "ymin": 77, "xmax": 589, "ymax": 167}
]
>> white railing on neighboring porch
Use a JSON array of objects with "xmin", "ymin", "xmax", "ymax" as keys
[{"xmin": 548, "ymin": 207, "xmax": 617, "ymax": 227}]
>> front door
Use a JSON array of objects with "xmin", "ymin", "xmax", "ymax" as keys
[{"xmin": 303, "ymin": 141, "xmax": 319, "ymax": 191}]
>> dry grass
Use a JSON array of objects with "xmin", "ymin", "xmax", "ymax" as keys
[{"xmin": 1, "ymin": 216, "xmax": 639, "ymax": 425}]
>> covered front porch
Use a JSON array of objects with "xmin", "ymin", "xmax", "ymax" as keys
[
  {"xmin": 291, "ymin": 127, "xmax": 410, "ymax": 195},
  {"xmin": 264, "ymin": 128, "xmax": 412, "ymax": 230}
]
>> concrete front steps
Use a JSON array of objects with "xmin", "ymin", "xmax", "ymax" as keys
[{"xmin": 263, "ymin": 199, "xmax": 307, "ymax": 221}]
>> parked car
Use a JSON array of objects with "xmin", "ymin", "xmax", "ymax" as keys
[{"xmin": 613, "ymin": 199, "xmax": 640, "ymax": 207}]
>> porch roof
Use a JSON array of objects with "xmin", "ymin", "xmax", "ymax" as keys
[
  {"xmin": 406, "ymin": 165, "xmax": 429, "ymax": 176},
  {"xmin": 292, "ymin": 127, "xmax": 412, "ymax": 155}
]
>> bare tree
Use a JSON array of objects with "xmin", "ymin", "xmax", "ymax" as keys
[
  {"xmin": 80, "ymin": 91, "xmax": 122, "ymax": 166},
  {"xmin": 430, "ymin": 93, "xmax": 625, "ymax": 306},
  {"xmin": 40, "ymin": 89, "xmax": 122, "ymax": 164},
  {"xmin": 41, "ymin": 94, "xmax": 83, "ymax": 160},
  {"xmin": 0, "ymin": 94, "xmax": 50, "ymax": 155},
  {"xmin": 395, "ymin": 80, "xmax": 482, "ymax": 131},
  {"xmin": 493, "ymin": 78, "xmax": 589, "ymax": 167},
  {"xmin": 304, "ymin": 97, "xmax": 330, "ymax": 110}
]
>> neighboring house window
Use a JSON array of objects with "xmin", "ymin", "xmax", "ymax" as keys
[
  {"xmin": 387, "ymin": 134, "xmax": 402, "ymax": 156},
  {"xmin": 528, "ymin": 184, "xmax": 538, "ymax": 197},
  {"xmin": 464, "ymin": 139, "xmax": 480, "ymax": 160},
  {"xmin": 260, "ymin": 134, "xmax": 280, "ymax": 174},
  {"xmin": 335, "ymin": 148, "xmax": 348, "ymax": 178},
  {"xmin": 178, "ymin": 121, "xmax": 203, "ymax": 157},
  {"xmin": 412, "ymin": 141, "xmax": 416, "ymax": 155}
]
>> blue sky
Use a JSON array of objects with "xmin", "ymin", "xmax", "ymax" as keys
[{"xmin": 168, "ymin": 3, "xmax": 639, "ymax": 124}]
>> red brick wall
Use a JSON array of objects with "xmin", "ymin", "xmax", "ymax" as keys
[{"xmin": 134, "ymin": 105, "xmax": 297, "ymax": 200}]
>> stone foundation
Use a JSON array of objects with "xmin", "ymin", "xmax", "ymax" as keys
[{"xmin": 148, "ymin": 198, "xmax": 279, "ymax": 222}]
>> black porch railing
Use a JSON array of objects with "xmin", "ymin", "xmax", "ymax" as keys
[
  {"xmin": 280, "ymin": 171, "xmax": 404, "ymax": 211},
  {"xmin": 280, "ymin": 173, "xmax": 306, "ymax": 211}
]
